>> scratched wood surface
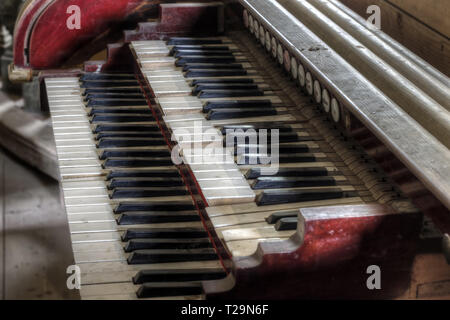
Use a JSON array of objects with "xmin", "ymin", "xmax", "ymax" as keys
[{"xmin": 387, "ymin": 0, "xmax": 450, "ymax": 38}]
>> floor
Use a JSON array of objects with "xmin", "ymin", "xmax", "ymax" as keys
[{"xmin": 0, "ymin": 147, "xmax": 79, "ymax": 299}]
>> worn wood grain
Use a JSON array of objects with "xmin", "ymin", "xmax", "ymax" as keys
[{"xmin": 388, "ymin": 0, "xmax": 450, "ymax": 38}]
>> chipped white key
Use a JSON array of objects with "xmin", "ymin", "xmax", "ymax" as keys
[
  {"xmin": 139, "ymin": 57, "xmax": 176, "ymax": 69},
  {"xmin": 131, "ymin": 40, "xmax": 167, "ymax": 48},
  {"xmin": 202, "ymin": 187, "xmax": 255, "ymax": 206}
]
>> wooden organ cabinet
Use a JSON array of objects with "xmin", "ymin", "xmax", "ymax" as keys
[{"xmin": 8, "ymin": 0, "xmax": 450, "ymax": 299}]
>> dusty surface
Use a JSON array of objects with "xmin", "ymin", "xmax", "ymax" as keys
[{"xmin": 0, "ymin": 147, "xmax": 79, "ymax": 299}]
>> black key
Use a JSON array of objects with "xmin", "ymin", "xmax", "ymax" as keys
[
  {"xmin": 199, "ymin": 89, "xmax": 263, "ymax": 99},
  {"xmin": 177, "ymin": 56, "xmax": 236, "ymax": 66},
  {"xmin": 251, "ymin": 177, "xmax": 336, "ymax": 190},
  {"xmin": 284, "ymin": 136, "xmax": 319, "ymax": 142},
  {"xmin": 175, "ymin": 50, "xmax": 233, "ymax": 57},
  {"xmin": 256, "ymin": 188, "xmax": 351, "ymax": 206},
  {"xmin": 80, "ymin": 73, "xmax": 135, "ymax": 81},
  {"xmin": 87, "ymin": 99, "xmax": 148, "ymax": 107},
  {"xmin": 100, "ymin": 138, "xmax": 164, "ymax": 149},
  {"xmin": 194, "ymin": 83, "xmax": 259, "ymax": 95},
  {"xmin": 83, "ymin": 87, "xmax": 142, "ymax": 95},
  {"xmin": 277, "ymin": 144, "xmax": 310, "ymax": 154},
  {"xmin": 136, "ymin": 282, "xmax": 202, "ymax": 299},
  {"xmin": 275, "ymin": 217, "xmax": 298, "ymax": 231},
  {"xmin": 81, "ymin": 81, "xmax": 138, "ymax": 88},
  {"xmin": 96, "ymin": 132, "xmax": 162, "ymax": 140},
  {"xmin": 133, "ymin": 269, "xmax": 226, "ymax": 284},
  {"xmin": 265, "ymin": 210, "xmax": 299, "ymax": 224},
  {"xmin": 221, "ymin": 122, "xmax": 295, "ymax": 133},
  {"xmin": 89, "ymin": 108, "xmax": 151, "ymax": 116},
  {"xmin": 115, "ymin": 201, "xmax": 195, "ymax": 214},
  {"xmin": 97, "ymin": 138, "xmax": 165, "ymax": 148},
  {"xmin": 206, "ymin": 108, "xmax": 276, "ymax": 120},
  {"xmin": 168, "ymin": 38, "xmax": 223, "ymax": 45},
  {"xmin": 117, "ymin": 211, "xmax": 200, "ymax": 226},
  {"xmin": 93, "ymin": 124, "xmax": 159, "ymax": 133},
  {"xmin": 186, "ymin": 69, "xmax": 246, "ymax": 78},
  {"xmin": 245, "ymin": 167, "xmax": 330, "ymax": 179},
  {"xmin": 206, "ymin": 100, "xmax": 272, "ymax": 112},
  {"xmin": 278, "ymin": 154, "xmax": 317, "ymax": 163},
  {"xmin": 103, "ymin": 157, "xmax": 173, "ymax": 168},
  {"xmin": 109, "ymin": 187, "xmax": 187, "ymax": 199},
  {"xmin": 128, "ymin": 248, "xmax": 217, "ymax": 264},
  {"xmin": 232, "ymin": 144, "xmax": 309, "ymax": 156},
  {"xmin": 125, "ymin": 238, "xmax": 210, "ymax": 252},
  {"xmin": 183, "ymin": 63, "xmax": 243, "ymax": 71},
  {"xmin": 122, "ymin": 227, "xmax": 207, "ymax": 241},
  {"xmin": 100, "ymin": 149, "xmax": 170, "ymax": 160},
  {"xmin": 227, "ymin": 131, "xmax": 300, "ymax": 144},
  {"xmin": 224, "ymin": 128, "xmax": 294, "ymax": 138},
  {"xmin": 191, "ymin": 78, "xmax": 254, "ymax": 85},
  {"xmin": 108, "ymin": 177, "xmax": 183, "ymax": 189},
  {"xmin": 106, "ymin": 169, "xmax": 179, "ymax": 180},
  {"xmin": 85, "ymin": 93, "xmax": 144, "ymax": 100},
  {"xmin": 238, "ymin": 153, "xmax": 316, "ymax": 164},
  {"xmin": 91, "ymin": 114, "xmax": 154, "ymax": 123},
  {"xmin": 171, "ymin": 45, "xmax": 231, "ymax": 54},
  {"xmin": 174, "ymin": 47, "xmax": 232, "ymax": 53}
]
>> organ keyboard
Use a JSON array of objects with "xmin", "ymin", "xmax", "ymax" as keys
[
  {"xmin": 45, "ymin": 30, "xmax": 420, "ymax": 299},
  {"xmin": 12, "ymin": 0, "xmax": 450, "ymax": 300}
]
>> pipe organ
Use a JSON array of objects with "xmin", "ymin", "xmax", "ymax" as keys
[{"xmin": 9, "ymin": 0, "xmax": 450, "ymax": 299}]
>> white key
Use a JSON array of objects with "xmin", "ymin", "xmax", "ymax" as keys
[{"xmin": 131, "ymin": 40, "xmax": 167, "ymax": 48}]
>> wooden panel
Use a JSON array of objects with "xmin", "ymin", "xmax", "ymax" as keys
[
  {"xmin": 339, "ymin": 0, "xmax": 450, "ymax": 76},
  {"xmin": 205, "ymin": 204, "xmax": 422, "ymax": 299},
  {"xmin": 388, "ymin": 0, "xmax": 450, "ymax": 37},
  {"xmin": 397, "ymin": 253, "xmax": 450, "ymax": 299}
]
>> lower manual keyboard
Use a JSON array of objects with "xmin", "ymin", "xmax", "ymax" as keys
[
  {"xmin": 46, "ymin": 75, "xmax": 228, "ymax": 300},
  {"xmin": 45, "ymin": 33, "xmax": 414, "ymax": 300}
]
